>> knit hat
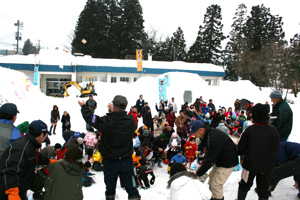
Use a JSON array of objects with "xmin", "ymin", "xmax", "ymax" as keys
[
  {"xmin": 172, "ymin": 132, "xmax": 178, "ymax": 138},
  {"xmin": 205, "ymin": 113, "xmax": 210, "ymax": 118},
  {"xmin": 270, "ymin": 91, "xmax": 282, "ymax": 99},
  {"xmin": 17, "ymin": 121, "xmax": 29, "ymax": 134},
  {"xmin": 170, "ymin": 163, "xmax": 187, "ymax": 177},
  {"xmin": 77, "ymin": 137, "xmax": 84, "ymax": 145},
  {"xmin": 64, "ymin": 147, "xmax": 83, "ymax": 161},
  {"xmin": 143, "ymin": 129, "xmax": 150, "ymax": 137},
  {"xmin": 159, "ymin": 133, "xmax": 166, "ymax": 140}
]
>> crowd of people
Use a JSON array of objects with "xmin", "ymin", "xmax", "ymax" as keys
[{"xmin": 0, "ymin": 90, "xmax": 295, "ymax": 200}]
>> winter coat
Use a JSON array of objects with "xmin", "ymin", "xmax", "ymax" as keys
[
  {"xmin": 141, "ymin": 106, "xmax": 150, "ymax": 119},
  {"xmin": 65, "ymin": 137, "xmax": 80, "ymax": 149},
  {"xmin": 152, "ymin": 136, "xmax": 168, "ymax": 153},
  {"xmin": 224, "ymin": 111, "xmax": 233, "ymax": 119},
  {"xmin": 208, "ymin": 103, "xmax": 216, "ymax": 112},
  {"xmin": 215, "ymin": 123, "xmax": 229, "ymax": 135},
  {"xmin": 143, "ymin": 112, "xmax": 153, "ymax": 130},
  {"xmin": 0, "ymin": 133, "xmax": 50, "ymax": 199},
  {"xmin": 136, "ymin": 99, "xmax": 145, "ymax": 113},
  {"xmin": 91, "ymin": 150, "xmax": 102, "ymax": 164},
  {"xmin": 203, "ymin": 118, "xmax": 211, "ymax": 125},
  {"xmin": 277, "ymin": 142, "xmax": 300, "ymax": 165},
  {"xmin": 184, "ymin": 141, "xmax": 198, "ymax": 159},
  {"xmin": 234, "ymin": 101, "xmax": 241, "ymax": 111},
  {"xmin": 183, "ymin": 124, "xmax": 190, "ymax": 138},
  {"xmin": 201, "ymin": 106, "xmax": 209, "ymax": 115},
  {"xmin": 169, "ymin": 100, "xmax": 178, "ymax": 113},
  {"xmin": 166, "ymin": 147, "xmax": 180, "ymax": 160},
  {"xmin": 167, "ymin": 113, "xmax": 176, "ymax": 127},
  {"xmin": 238, "ymin": 123, "xmax": 280, "ymax": 173},
  {"xmin": 128, "ymin": 111, "xmax": 141, "ymax": 125},
  {"xmin": 42, "ymin": 159, "xmax": 83, "ymax": 200},
  {"xmin": 50, "ymin": 106, "xmax": 60, "ymax": 122},
  {"xmin": 86, "ymin": 99, "xmax": 97, "ymax": 111},
  {"xmin": 0, "ymin": 119, "xmax": 21, "ymax": 159},
  {"xmin": 163, "ymin": 127, "xmax": 175, "ymax": 140},
  {"xmin": 270, "ymin": 99, "xmax": 293, "ymax": 139},
  {"xmin": 155, "ymin": 105, "xmax": 165, "ymax": 118},
  {"xmin": 41, "ymin": 145, "xmax": 57, "ymax": 159},
  {"xmin": 139, "ymin": 133, "xmax": 154, "ymax": 148},
  {"xmin": 169, "ymin": 136, "xmax": 182, "ymax": 148},
  {"xmin": 132, "ymin": 153, "xmax": 141, "ymax": 168},
  {"xmin": 81, "ymin": 105, "xmax": 135, "ymax": 161},
  {"xmin": 191, "ymin": 159, "xmax": 201, "ymax": 170},
  {"xmin": 81, "ymin": 167, "xmax": 94, "ymax": 183},
  {"xmin": 62, "ymin": 130, "xmax": 76, "ymax": 142},
  {"xmin": 170, "ymin": 154, "xmax": 186, "ymax": 164},
  {"xmin": 167, "ymin": 171, "xmax": 211, "ymax": 200},
  {"xmin": 175, "ymin": 115, "xmax": 188, "ymax": 134},
  {"xmin": 61, "ymin": 114, "xmax": 71, "ymax": 129},
  {"xmin": 153, "ymin": 122, "xmax": 164, "ymax": 138},
  {"xmin": 84, "ymin": 132, "xmax": 98, "ymax": 147},
  {"xmin": 133, "ymin": 137, "xmax": 141, "ymax": 149},
  {"xmin": 196, "ymin": 127, "xmax": 239, "ymax": 176}
]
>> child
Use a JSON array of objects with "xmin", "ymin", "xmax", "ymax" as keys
[
  {"xmin": 233, "ymin": 127, "xmax": 243, "ymax": 138},
  {"xmin": 87, "ymin": 148, "xmax": 103, "ymax": 171},
  {"xmin": 169, "ymin": 149, "xmax": 186, "ymax": 172},
  {"xmin": 166, "ymin": 145, "xmax": 181, "ymax": 173},
  {"xmin": 136, "ymin": 165, "xmax": 155, "ymax": 189},
  {"xmin": 133, "ymin": 150, "xmax": 142, "ymax": 168},
  {"xmin": 168, "ymin": 132, "xmax": 181, "ymax": 148},
  {"xmin": 231, "ymin": 121, "xmax": 240, "ymax": 134},
  {"xmin": 133, "ymin": 133, "xmax": 141, "ymax": 149},
  {"xmin": 237, "ymin": 110, "xmax": 247, "ymax": 126},
  {"xmin": 191, "ymin": 113, "xmax": 198, "ymax": 122},
  {"xmin": 191, "ymin": 153, "xmax": 205, "ymax": 170},
  {"xmin": 84, "ymin": 128, "xmax": 98, "ymax": 154},
  {"xmin": 81, "ymin": 161, "xmax": 95, "ymax": 187},
  {"xmin": 184, "ymin": 136, "xmax": 198, "ymax": 167},
  {"xmin": 203, "ymin": 113, "xmax": 211, "ymax": 125}
]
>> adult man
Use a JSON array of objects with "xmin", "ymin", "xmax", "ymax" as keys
[
  {"xmin": 193, "ymin": 120, "xmax": 238, "ymax": 200},
  {"xmin": 141, "ymin": 102, "xmax": 150, "ymax": 119},
  {"xmin": 0, "ymin": 103, "xmax": 21, "ymax": 159},
  {"xmin": 269, "ymin": 91, "xmax": 293, "ymax": 142},
  {"xmin": 85, "ymin": 95, "xmax": 97, "ymax": 130},
  {"xmin": 175, "ymin": 110, "xmax": 188, "ymax": 138},
  {"xmin": 169, "ymin": 97, "xmax": 178, "ymax": 113},
  {"xmin": 128, "ymin": 106, "xmax": 141, "ymax": 128},
  {"xmin": 208, "ymin": 99, "xmax": 216, "ymax": 112},
  {"xmin": 237, "ymin": 103, "xmax": 280, "ymax": 200},
  {"xmin": 0, "ymin": 120, "xmax": 54, "ymax": 200},
  {"xmin": 234, "ymin": 99, "xmax": 241, "ymax": 113},
  {"xmin": 135, "ymin": 95, "xmax": 144, "ymax": 114},
  {"xmin": 79, "ymin": 95, "xmax": 140, "ymax": 200}
]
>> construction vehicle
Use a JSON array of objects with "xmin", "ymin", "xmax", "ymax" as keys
[{"xmin": 62, "ymin": 76, "xmax": 97, "ymax": 98}]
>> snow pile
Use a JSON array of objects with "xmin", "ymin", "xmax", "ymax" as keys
[{"xmin": 0, "ymin": 67, "xmax": 299, "ymax": 200}]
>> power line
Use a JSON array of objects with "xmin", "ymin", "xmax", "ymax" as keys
[
  {"xmin": 0, "ymin": 16, "xmax": 14, "ymax": 24},
  {"xmin": 0, "ymin": 12, "xmax": 15, "ymax": 22}
]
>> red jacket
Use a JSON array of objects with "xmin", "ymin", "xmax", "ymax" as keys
[
  {"xmin": 128, "ymin": 111, "xmax": 141, "ymax": 125},
  {"xmin": 184, "ymin": 141, "xmax": 198, "ymax": 159},
  {"xmin": 167, "ymin": 113, "xmax": 176, "ymax": 127}
]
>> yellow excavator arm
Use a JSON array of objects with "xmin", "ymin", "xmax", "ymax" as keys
[{"xmin": 62, "ymin": 81, "xmax": 96, "ymax": 98}]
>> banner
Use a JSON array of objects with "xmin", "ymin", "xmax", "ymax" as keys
[
  {"xmin": 158, "ymin": 78, "xmax": 166, "ymax": 101},
  {"xmin": 136, "ymin": 50, "xmax": 143, "ymax": 71},
  {"xmin": 164, "ymin": 74, "xmax": 170, "ymax": 87},
  {"xmin": 33, "ymin": 65, "xmax": 39, "ymax": 85}
]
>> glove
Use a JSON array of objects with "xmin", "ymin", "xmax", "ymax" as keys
[
  {"xmin": 150, "ymin": 176, "xmax": 155, "ymax": 185},
  {"xmin": 5, "ymin": 187, "xmax": 21, "ymax": 200},
  {"xmin": 49, "ymin": 159, "xmax": 58, "ymax": 164}
]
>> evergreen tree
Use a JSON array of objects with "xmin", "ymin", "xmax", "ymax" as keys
[
  {"xmin": 119, "ymin": 0, "xmax": 146, "ymax": 58},
  {"xmin": 22, "ymin": 39, "xmax": 38, "ymax": 55},
  {"xmin": 72, "ymin": 0, "xmax": 109, "ymax": 58},
  {"xmin": 187, "ymin": 4, "xmax": 226, "ymax": 65},
  {"xmin": 171, "ymin": 27, "xmax": 186, "ymax": 61}
]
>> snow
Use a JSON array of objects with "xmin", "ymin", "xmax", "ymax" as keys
[{"xmin": 0, "ymin": 66, "xmax": 299, "ymax": 200}]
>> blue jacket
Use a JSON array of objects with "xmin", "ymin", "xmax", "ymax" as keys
[
  {"xmin": 170, "ymin": 154, "xmax": 186, "ymax": 164},
  {"xmin": 201, "ymin": 107, "xmax": 209, "ymax": 115},
  {"xmin": 277, "ymin": 142, "xmax": 300, "ymax": 165},
  {"xmin": 133, "ymin": 137, "xmax": 141, "ymax": 149},
  {"xmin": 0, "ymin": 119, "xmax": 21, "ymax": 159}
]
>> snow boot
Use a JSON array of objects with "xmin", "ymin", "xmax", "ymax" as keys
[
  {"xmin": 158, "ymin": 160, "xmax": 162, "ymax": 168},
  {"xmin": 237, "ymin": 190, "xmax": 248, "ymax": 200},
  {"xmin": 49, "ymin": 126, "xmax": 53, "ymax": 135},
  {"xmin": 106, "ymin": 195, "xmax": 115, "ymax": 200},
  {"xmin": 53, "ymin": 125, "xmax": 56, "ymax": 135}
]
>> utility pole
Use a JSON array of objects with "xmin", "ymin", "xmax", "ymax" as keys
[{"xmin": 14, "ymin": 20, "xmax": 23, "ymax": 54}]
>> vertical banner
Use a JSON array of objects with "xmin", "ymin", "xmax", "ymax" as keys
[
  {"xmin": 164, "ymin": 74, "xmax": 170, "ymax": 87},
  {"xmin": 33, "ymin": 65, "xmax": 39, "ymax": 85},
  {"xmin": 158, "ymin": 78, "xmax": 166, "ymax": 101},
  {"xmin": 136, "ymin": 49, "xmax": 143, "ymax": 71}
]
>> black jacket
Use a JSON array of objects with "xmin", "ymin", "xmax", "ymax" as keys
[
  {"xmin": 0, "ymin": 133, "xmax": 50, "ymax": 199},
  {"xmin": 63, "ymin": 130, "xmax": 76, "ymax": 142},
  {"xmin": 136, "ymin": 99, "xmax": 145, "ymax": 112},
  {"xmin": 81, "ymin": 105, "xmax": 135, "ymax": 161},
  {"xmin": 238, "ymin": 123, "xmax": 280, "ymax": 173},
  {"xmin": 51, "ymin": 109, "xmax": 60, "ymax": 122},
  {"xmin": 152, "ymin": 136, "xmax": 168, "ymax": 153},
  {"xmin": 61, "ymin": 114, "xmax": 71, "ymax": 128},
  {"xmin": 196, "ymin": 127, "xmax": 239, "ymax": 176}
]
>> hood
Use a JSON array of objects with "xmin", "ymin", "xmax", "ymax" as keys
[
  {"xmin": 60, "ymin": 159, "xmax": 82, "ymax": 175},
  {"xmin": 167, "ymin": 171, "xmax": 198, "ymax": 189}
]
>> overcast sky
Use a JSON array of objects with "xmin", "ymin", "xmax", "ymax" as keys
[{"xmin": 0, "ymin": 0, "xmax": 299, "ymax": 52}]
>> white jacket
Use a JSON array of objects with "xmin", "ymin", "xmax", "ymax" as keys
[{"xmin": 168, "ymin": 172, "xmax": 211, "ymax": 200}]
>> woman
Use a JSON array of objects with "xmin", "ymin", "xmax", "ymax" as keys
[
  {"xmin": 61, "ymin": 111, "xmax": 71, "ymax": 133},
  {"xmin": 50, "ymin": 105, "xmax": 60, "ymax": 135},
  {"xmin": 237, "ymin": 103, "xmax": 280, "ymax": 200},
  {"xmin": 167, "ymin": 109, "xmax": 176, "ymax": 128}
]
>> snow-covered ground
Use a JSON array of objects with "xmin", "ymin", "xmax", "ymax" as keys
[{"xmin": 0, "ymin": 66, "xmax": 299, "ymax": 200}]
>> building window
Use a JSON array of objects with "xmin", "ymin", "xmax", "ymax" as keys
[
  {"xmin": 93, "ymin": 76, "xmax": 97, "ymax": 81},
  {"xmin": 111, "ymin": 77, "xmax": 117, "ymax": 83},
  {"xmin": 99, "ymin": 76, "xmax": 107, "ymax": 82},
  {"xmin": 76, "ymin": 76, "xmax": 82, "ymax": 83},
  {"xmin": 120, "ymin": 77, "xmax": 130, "ymax": 82},
  {"xmin": 134, "ymin": 77, "xmax": 138, "ymax": 82},
  {"xmin": 205, "ymin": 79, "xmax": 215, "ymax": 86}
]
